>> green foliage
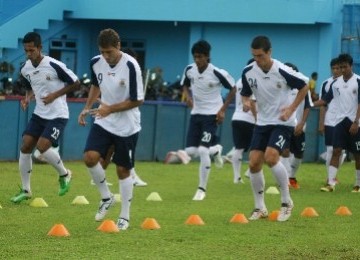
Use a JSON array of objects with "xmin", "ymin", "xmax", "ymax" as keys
[{"xmin": 1, "ymin": 161, "xmax": 360, "ymax": 259}]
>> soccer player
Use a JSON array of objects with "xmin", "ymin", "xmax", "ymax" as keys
[
  {"xmin": 231, "ymin": 65, "xmax": 256, "ymax": 184},
  {"xmin": 78, "ymin": 29, "xmax": 144, "ymax": 230},
  {"xmin": 241, "ymin": 36, "xmax": 308, "ymax": 222},
  {"xmin": 314, "ymin": 54, "xmax": 360, "ymax": 192},
  {"xmin": 318, "ymin": 58, "xmax": 345, "ymax": 184},
  {"xmin": 181, "ymin": 40, "xmax": 236, "ymax": 201},
  {"xmin": 280, "ymin": 63, "xmax": 312, "ymax": 189},
  {"xmin": 11, "ymin": 32, "xmax": 79, "ymax": 203}
]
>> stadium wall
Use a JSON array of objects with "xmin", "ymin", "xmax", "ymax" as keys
[{"xmin": 0, "ymin": 99, "xmax": 322, "ymax": 162}]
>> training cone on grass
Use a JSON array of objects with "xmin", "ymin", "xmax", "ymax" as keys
[
  {"xmin": 266, "ymin": 186, "xmax": 280, "ymax": 195},
  {"xmin": 114, "ymin": 194, "xmax": 121, "ymax": 203},
  {"xmin": 301, "ymin": 207, "xmax": 319, "ymax": 217},
  {"xmin": 47, "ymin": 224, "xmax": 70, "ymax": 237},
  {"xmin": 335, "ymin": 206, "xmax": 352, "ymax": 216},
  {"xmin": 30, "ymin": 197, "xmax": 48, "ymax": 208},
  {"xmin": 71, "ymin": 195, "xmax": 89, "ymax": 205},
  {"xmin": 97, "ymin": 220, "xmax": 119, "ymax": 233},
  {"xmin": 141, "ymin": 218, "xmax": 161, "ymax": 230},
  {"xmin": 230, "ymin": 213, "xmax": 249, "ymax": 224},
  {"xmin": 268, "ymin": 210, "xmax": 280, "ymax": 221},
  {"xmin": 146, "ymin": 192, "xmax": 162, "ymax": 201},
  {"xmin": 185, "ymin": 214, "xmax": 205, "ymax": 225},
  {"xmin": 0, "ymin": 204, "xmax": 2, "ymax": 209}
]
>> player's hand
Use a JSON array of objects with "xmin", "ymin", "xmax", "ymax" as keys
[
  {"xmin": 20, "ymin": 99, "xmax": 29, "ymax": 111},
  {"xmin": 89, "ymin": 99, "xmax": 111, "ymax": 118},
  {"xmin": 186, "ymin": 97, "xmax": 193, "ymax": 108},
  {"xmin": 78, "ymin": 109, "xmax": 89, "ymax": 126},
  {"xmin": 279, "ymin": 107, "xmax": 294, "ymax": 121},
  {"xmin": 243, "ymin": 100, "xmax": 251, "ymax": 112},
  {"xmin": 294, "ymin": 123, "xmax": 304, "ymax": 136},
  {"xmin": 318, "ymin": 125, "xmax": 325, "ymax": 135},
  {"xmin": 41, "ymin": 93, "xmax": 56, "ymax": 105},
  {"xmin": 349, "ymin": 122, "xmax": 359, "ymax": 136},
  {"xmin": 216, "ymin": 110, "xmax": 225, "ymax": 124}
]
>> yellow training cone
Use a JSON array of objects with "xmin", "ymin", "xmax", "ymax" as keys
[
  {"xmin": 114, "ymin": 194, "xmax": 121, "ymax": 203},
  {"xmin": 265, "ymin": 186, "xmax": 280, "ymax": 195},
  {"xmin": 30, "ymin": 197, "xmax": 48, "ymax": 207},
  {"xmin": 71, "ymin": 195, "xmax": 89, "ymax": 205},
  {"xmin": 146, "ymin": 192, "xmax": 162, "ymax": 201}
]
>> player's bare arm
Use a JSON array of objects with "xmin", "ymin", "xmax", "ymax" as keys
[
  {"xmin": 182, "ymin": 85, "xmax": 193, "ymax": 108},
  {"xmin": 78, "ymin": 85, "xmax": 101, "ymax": 126},
  {"xmin": 280, "ymin": 84, "xmax": 309, "ymax": 121},
  {"xmin": 42, "ymin": 80, "xmax": 80, "ymax": 105},
  {"xmin": 242, "ymin": 95, "xmax": 251, "ymax": 112},
  {"xmin": 294, "ymin": 107, "xmax": 310, "ymax": 136},
  {"xmin": 217, "ymin": 86, "xmax": 236, "ymax": 124},
  {"xmin": 350, "ymin": 104, "xmax": 360, "ymax": 135}
]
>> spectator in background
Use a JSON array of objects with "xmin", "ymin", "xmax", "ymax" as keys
[{"xmin": 309, "ymin": 72, "xmax": 318, "ymax": 101}]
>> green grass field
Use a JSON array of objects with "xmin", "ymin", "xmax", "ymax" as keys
[{"xmin": 1, "ymin": 160, "xmax": 360, "ymax": 259}]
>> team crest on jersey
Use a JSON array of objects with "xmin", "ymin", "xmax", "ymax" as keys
[
  {"xmin": 119, "ymin": 79, "xmax": 126, "ymax": 87},
  {"xmin": 277, "ymin": 82, "xmax": 282, "ymax": 88},
  {"xmin": 46, "ymin": 75, "xmax": 51, "ymax": 81},
  {"xmin": 209, "ymin": 83, "xmax": 214, "ymax": 88},
  {"xmin": 353, "ymin": 89, "xmax": 357, "ymax": 94}
]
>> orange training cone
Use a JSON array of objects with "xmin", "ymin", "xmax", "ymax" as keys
[
  {"xmin": 185, "ymin": 214, "xmax": 205, "ymax": 225},
  {"xmin": 141, "ymin": 218, "xmax": 161, "ymax": 230},
  {"xmin": 230, "ymin": 213, "xmax": 249, "ymax": 224},
  {"xmin": 268, "ymin": 210, "xmax": 280, "ymax": 221},
  {"xmin": 47, "ymin": 224, "xmax": 70, "ymax": 237},
  {"xmin": 301, "ymin": 207, "xmax": 319, "ymax": 217},
  {"xmin": 97, "ymin": 220, "xmax": 119, "ymax": 233},
  {"xmin": 335, "ymin": 206, "xmax": 352, "ymax": 216}
]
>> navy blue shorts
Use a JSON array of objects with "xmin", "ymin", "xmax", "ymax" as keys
[
  {"xmin": 186, "ymin": 114, "xmax": 218, "ymax": 148},
  {"xmin": 333, "ymin": 118, "xmax": 360, "ymax": 153},
  {"xmin": 232, "ymin": 120, "xmax": 255, "ymax": 151},
  {"xmin": 23, "ymin": 113, "xmax": 67, "ymax": 146},
  {"xmin": 84, "ymin": 124, "xmax": 139, "ymax": 169},
  {"xmin": 250, "ymin": 125, "xmax": 294, "ymax": 153},
  {"xmin": 324, "ymin": 125, "xmax": 334, "ymax": 146},
  {"xmin": 290, "ymin": 132, "xmax": 305, "ymax": 155}
]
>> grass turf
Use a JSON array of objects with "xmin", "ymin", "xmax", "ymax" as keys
[{"xmin": 0, "ymin": 161, "xmax": 359, "ymax": 259}]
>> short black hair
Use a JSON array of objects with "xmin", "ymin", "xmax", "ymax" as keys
[
  {"xmin": 23, "ymin": 32, "xmax": 41, "ymax": 47},
  {"xmin": 251, "ymin": 35, "xmax": 271, "ymax": 52},
  {"xmin": 330, "ymin": 58, "xmax": 339, "ymax": 67},
  {"xmin": 98, "ymin": 28, "xmax": 120, "ymax": 48},
  {"xmin": 191, "ymin": 40, "xmax": 211, "ymax": 56},
  {"xmin": 337, "ymin": 53, "xmax": 353, "ymax": 66}
]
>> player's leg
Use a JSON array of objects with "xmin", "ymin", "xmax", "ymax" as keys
[
  {"xmin": 265, "ymin": 125, "xmax": 294, "ymax": 221},
  {"xmin": 84, "ymin": 124, "xmax": 114, "ymax": 221},
  {"xmin": 289, "ymin": 133, "xmax": 305, "ymax": 189},
  {"xmin": 350, "ymin": 131, "xmax": 360, "ymax": 192},
  {"xmin": 113, "ymin": 132, "xmax": 139, "ymax": 230},
  {"xmin": 11, "ymin": 114, "xmax": 42, "ymax": 203},
  {"xmin": 247, "ymin": 126, "xmax": 267, "ymax": 220}
]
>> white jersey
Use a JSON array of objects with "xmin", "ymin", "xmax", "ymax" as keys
[
  {"xmin": 322, "ymin": 73, "xmax": 360, "ymax": 126},
  {"xmin": 20, "ymin": 56, "xmax": 78, "ymax": 119},
  {"xmin": 181, "ymin": 63, "xmax": 235, "ymax": 115},
  {"xmin": 241, "ymin": 59, "xmax": 307, "ymax": 126},
  {"xmin": 232, "ymin": 79, "xmax": 256, "ymax": 124},
  {"xmin": 319, "ymin": 77, "xmax": 337, "ymax": 127},
  {"xmin": 90, "ymin": 52, "xmax": 144, "ymax": 137}
]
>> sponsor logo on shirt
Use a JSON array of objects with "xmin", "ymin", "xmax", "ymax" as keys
[{"xmin": 108, "ymin": 72, "xmax": 116, "ymax": 76}]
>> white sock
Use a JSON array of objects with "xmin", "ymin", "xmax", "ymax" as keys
[
  {"xmin": 88, "ymin": 162, "xmax": 111, "ymax": 199},
  {"xmin": 271, "ymin": 161, "xmax": 291, "ymax": 204},
  {"xmin": 41, "ymin": 148, "xmax": 68, "ymax": 176},
  {"xmin": 119, "ymin": 176, "xmax": 133, "ymax": 220},
  {"xmin": 249, "ymin": 170, "xmax": 266, "ymax": 210},
  {"xmin": 356, "ymin": 170, "xmax": 360, "ymax": 186},
  {"xmin": 280, "ymin": 156, "xmax": 291, "ymax": 178},
  {"xmin": 198, "ymin": 146, "xmax": 211, "ymax": 190},
  {"xmin": 325, "ymin": 146, "xmax": 333, "ymax": 173},
  {"xmin": 232, "ymin": 149, "xmax": 243, "ymax": 181},
  {"xmin": 328, "ymin": 165, "xmax": 338, "ymax": 186},
  {"xmin": 290, "ymin": 157, "xmax": 302, "ymax": 178},
  {"xmin": 340, "ymin": 150, "xmax": 346, "ymax": 166},
  {"xmin": 19, "ymin": 152, "xmax": 32, "ymax": 192}
]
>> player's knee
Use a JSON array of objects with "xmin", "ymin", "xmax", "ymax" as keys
[
  {"xmin": 198, "ymin": 146, "xmax": 210, "ymax": 157},
  {"xmin": 83, "ymin": 151, "xmax": 99, "ymax": 167}
]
